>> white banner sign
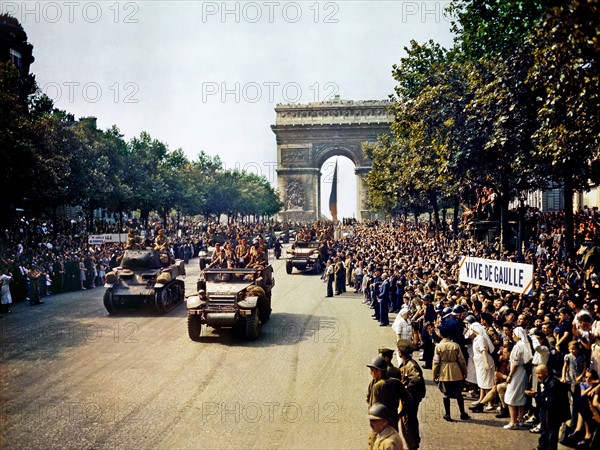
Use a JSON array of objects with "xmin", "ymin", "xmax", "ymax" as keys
[
  {"xmin": 458, "ymin": 256, "xmax": 534, "ymax": 295},
  {"xmin": 88, "ymin": 233, "xmax": 128, "ymax": 244}
]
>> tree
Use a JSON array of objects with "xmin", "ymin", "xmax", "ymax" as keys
[
  {"xmin": 447, "ymin": 0, "xmax": 546, "ymax": 61},
  {"xmin": 527, "ymin": 0, "xmax": 600, "ymax": 258}
]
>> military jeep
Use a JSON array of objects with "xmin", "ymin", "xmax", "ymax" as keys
[
  {"xmin": 285, "ymin": 240, "xmax": 322, "ymax": 274},
  {"xmin": 186, "ymin": 265, "xmax": 274, "ymax": 341}
]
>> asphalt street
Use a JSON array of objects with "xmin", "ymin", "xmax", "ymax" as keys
[{"xmin": 1, "ymin": 250, "xmax": 553, "ymax": 449}]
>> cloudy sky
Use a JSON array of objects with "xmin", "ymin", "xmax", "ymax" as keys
[{"xmin": 8, "ymin": 0, "xmax": 455, "ymax": 219}]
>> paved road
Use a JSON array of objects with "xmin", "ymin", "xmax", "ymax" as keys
[{"xmin": 1, "ymin": 252, "xmax": 551, "ymax": 449}]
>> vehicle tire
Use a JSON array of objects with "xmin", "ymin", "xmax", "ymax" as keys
[
  {"xmin": 103, "ymin": 289, "xmax": 116, "ymax": 315},
  {"xmin": 244, "ymin": 312, "xmax": 259, "ymax": 341},
  {"xmin": 155, "ymin": 289, "xmax": 167, "ymax": 314},
  {"xmin": 286, "ymin": 261, "xmax": 292, "ymax": 274},
  {"xmin": 188, "ymin": 314, "xmax": 202, "ymax": 342},
  {"xmin": 258, "ymin": 297, "xmax": 271, "ymax": 324}
]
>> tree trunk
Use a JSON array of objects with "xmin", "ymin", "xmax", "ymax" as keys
[
  {"xmin": 88, "ymin": 203, "xmax": 95, "ymax": 234},
  {"xmin": 453, "ymin": 196, "xmax": 460, "ymax": 235},
  {"xmin": 563, "ymin": 174, "xmax": 575, "ymax": 262},
  {"xmin": 500, "ymin": 179, "xmax": 511, "ymax": 251},
  {"xmin": 429, "ymin": 191, "xmax": 441, "ymax": 230}
]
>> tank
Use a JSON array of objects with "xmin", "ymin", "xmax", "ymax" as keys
[{"xmin": 103, "ymin": 249, "xmax": 186, "ymax": 314}]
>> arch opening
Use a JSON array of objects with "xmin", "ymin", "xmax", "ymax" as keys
[{"xmin": 319, "ymin": 156, "xmax": 357, "ymax": 220}]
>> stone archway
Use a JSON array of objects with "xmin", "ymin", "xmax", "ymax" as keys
[{"xmin": 271, "ymin": 99, "xmax": 392, "ymax": 222}]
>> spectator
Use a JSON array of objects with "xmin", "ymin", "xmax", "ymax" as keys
[
  {"xmin": 503, "ymin": 326, "xmax": 533, "ymax": 429},
  {"xmin": 432, "ymin": 326, "xmax": 470, "ymax": 422}
]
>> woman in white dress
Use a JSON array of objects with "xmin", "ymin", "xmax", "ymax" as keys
[
  {"xmin": 503, "ymin": 326, "xmax": 533, "ymax": 429},
  {"xmin": 468, "ymin": 322, "xmax": 496, "ymax": 412},
  {"xmin": 463, "ymin": 317, "xmax": 478, "ymax": 393},
  {"xmin": 1, "ymin": 268, "xmax": 13, "ymax": 314}
]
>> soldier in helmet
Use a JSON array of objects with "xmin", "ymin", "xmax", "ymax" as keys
[
  {"xmin": 366, "ymin": 356, "xmax": 413, "ymax": 432},
  {"xmin": 366, "ymin": 403, "xmax": 405, "ymax": 450},
  {"xmin": 397, "ymin": 340, "xmax": 425, "ymax": 450}
]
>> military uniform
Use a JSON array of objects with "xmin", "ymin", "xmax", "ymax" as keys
[
  {"xmin": 399, "ymin": 357, "xmax": 425, "ymax": 450},
  {"xmin": 154, "ymin": 231, "xmax": 169, "ymax": 252},
  {"xmin": 367, "ymin": 376, "xmax": 412, "ymax": 431},
  {"xmin": 366, "ymin": 426, "xmax": 405, "ymax": 450},
  {"xmin": 235, "ymin": 241, "xmax": 250, "ymax": 267}
]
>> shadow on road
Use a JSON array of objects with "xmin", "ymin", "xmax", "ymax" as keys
[{"xmin": 191, "ymin": 312, "xmax": 340, "ymax": 348}]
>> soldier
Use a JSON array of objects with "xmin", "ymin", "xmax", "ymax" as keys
[
  {"xmin": 154, "ymin": 229, "xmax": 169, "ymax": 252},
  {"xmin": 235, "ymin": 237, "xmax": 250, "ymax": 267},
  {"xmin": 125, "ymin": 230, "xmax": 142, "ymax": 250},
  {"xmin": 247, "ymin": 240, "xmax": 268, "ymax": 269},
  {"xmin": 366, "ymin": 403, "xmax": 405, "ymax": 450},
  {"xmin": 28, "ymin": 265, "xmax": 44, "ymax": 305},
  {"xmin": 397, "ymin": 340, "xmax": 426, "ymax": 450},
  {"xmin": 366, "ymin": 356, "xmax": 413, "ymax": 432},
  {"xmin": 257, "ymin": 236, "xmax": 269, "ymax": 262},
  {"xmin": 208, "ymin": 249, "xmax": 232, "ymax": 269}
]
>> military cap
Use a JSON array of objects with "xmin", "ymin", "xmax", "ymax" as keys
[{"xmin": 378, "ymin": 348, "xmax": 394, "ymax": 359}]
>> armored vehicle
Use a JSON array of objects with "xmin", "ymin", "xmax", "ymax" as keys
[
  {"xmin": 285, "ymin": 241, "xmax": 322, "ymax": 274},
  {"xmin": 103, "ymin": 249, "xmax": 185, "ymax": 314},
  {"xmin": 186, "ymin": 265, "xmax": 274, "ymax": 341}
]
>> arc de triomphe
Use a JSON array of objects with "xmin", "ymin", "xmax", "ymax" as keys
[{"xmin": 271, "ymin": 99, "xmax": 393, "ymax": 222}]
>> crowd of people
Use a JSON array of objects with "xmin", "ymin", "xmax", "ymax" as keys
[
  {"xmin": 295, "ymin": 210, "xmax": 600, "ymax": 450},
  {"xmin": 3, "ymin": 208, "xmax": 600, "ymax": 449},
  {"xmin": 0, "ymin": 215, "xmax": 284, "ymax": 313}
]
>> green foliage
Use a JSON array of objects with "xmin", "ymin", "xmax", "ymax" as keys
[
  {"xmin": 366, "ymin": 0, "xmax": 597, "ymax": 253},
  {"xmin": 448, "ymin": 0, "xmax": 546, "ymax": 60},
  {"xmin": 527, "ymin": 0, "xmax": 600, "ymax": 185}
]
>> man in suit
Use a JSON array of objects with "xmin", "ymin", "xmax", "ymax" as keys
[
  {"xmin": 378, "ymin": 273, "xmax": 391, "ymax": 326},
  {"xmin": 525, "ymin": 364, "xmax": 570, "ymax": 450}
]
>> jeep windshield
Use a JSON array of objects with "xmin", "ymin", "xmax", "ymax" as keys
[
  {"xmin": 294, "ymin": 241, "xmax": 319, "ymax": 249},
  {"xmin": 203, "ymin": 269, "xmax": 258, "ymax": 283}
]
